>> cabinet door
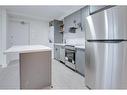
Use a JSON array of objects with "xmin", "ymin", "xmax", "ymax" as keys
[
  {"xmin": 75, "ymin": 48, "xmax": 85, "ymax": 76},
  {"xmin": 54, "ymin": 45, "xmax": 60, "ymax": 60},
  {"xmin": 60, "ymin": 46, "xmax": 65, "ymax": 62},
  {"xmin": 54, "ymin": 20, "xmax": 63, "ymax": 43},
  {"xmin": 90, "ymin": 6, "xmax": 106, "ymax": 14},
  {"xmin": 64, "ymin": 14, "xmax": 74, "ymax": 33},
  {"xmin": 81, "ymin": 6, "xmax": 90, "ymax": 32},
  {"xmin": 54, "ymin": 45, "xmax": 58, "ymax": 59},
  {"xmin": 74, "ymin": 10, "xmax": 81, "ymax": 27},
  {"xmin": 89, "ymin": 5, "xmax": 114, "ymax": 14},
  {"xmin": 64, "ymin": 9, "xmax": 82, "ymax": 33}
]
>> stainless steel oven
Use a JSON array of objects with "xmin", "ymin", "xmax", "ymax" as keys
[{"xmin": 65, "ymin": 45, "xmax": 76, "ymax": 70}]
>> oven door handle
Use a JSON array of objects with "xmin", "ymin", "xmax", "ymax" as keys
[{"xmin": 65, "ymin": 50, "xmax": 75, "ymax": 52}]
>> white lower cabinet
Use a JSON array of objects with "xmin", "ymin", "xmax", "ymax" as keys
[
  {"xmin": 75, "ymin": 48, "xmax": 85, "ymax": 76},
  {"xmin": 60, "ymin": 46, "xmax": 65, "ymax": 63},
  {"xmin": 54, "ymin": 44, "xmax": 65, "ymax": 63},
  {"xmin": 54, "ymin": 45, "xmax": 60, "ymax": 60}
]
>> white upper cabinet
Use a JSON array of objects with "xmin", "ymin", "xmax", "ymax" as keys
[
  {"xmin": 64, "ymin": 6, "xmax": 90, "ymax": 33},
  {"xmin": 64, "ymin": 9, "xmax": 82, "ymax": 33}
]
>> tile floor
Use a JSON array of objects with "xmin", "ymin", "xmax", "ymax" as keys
[
  {"xmin": 52, "ymin": 59, "xmax": 87, "ymax": 89},
  {"xmin": 0, "ymin": 59, "xmax": 87, "ymax": 89},
  {"xmin": 0, "ymin": 60, "xmax": 20, "ymax": 89}
]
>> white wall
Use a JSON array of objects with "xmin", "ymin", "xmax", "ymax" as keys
[
  {"xmin": 0, "ymin": 8, "xmax": 2, "ymax": 66},
  {"xmin": 0, "ymin": 8, "xmax": 7, "ymax": 67},
  {"xmin": 30, "ymin": 20, "xmax": 49, "ymax": 46},
  {"xmin": 7, "ymin": 14, "xmax": 50, "ymax": 64},
  {"xmin": 7, "ymin": 15, "xmax": 50, "ymax": 46}
]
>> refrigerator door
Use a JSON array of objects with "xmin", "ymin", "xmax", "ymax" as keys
[
  {"xmin": 85, "ymin": 41, "xmax": 114, "ymax": 89},
  {"xmin": 85, "ymin": 41, "xmax": 127, "ymax": 89},
  {"xmin": 86, "ymin": 6, "xmax": 127, "ymax": 40},
  {"xmin": 111, "ymin": 41, "xmax": 127, "ymax": 89},
  {"xmin": 113, "ymin": 6, "xmax": 127, "ymax": 39},
  {"xmin": 85, "ymin": 7, "xmax": 114, "ymax": 40}
]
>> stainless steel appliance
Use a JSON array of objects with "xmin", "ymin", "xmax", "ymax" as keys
[
  {"xmin": 85, "ymin": 6, "xmax": 127, "ymax": 89},
  {"xmin": 65, "ymin": 45, "xmax": 76, "ymax": 70}
]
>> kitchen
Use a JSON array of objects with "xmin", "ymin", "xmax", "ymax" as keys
[
  {"xmin": 0, "ymin": 6, "xmax": 87, "ymax": 89},
  {"xmin": 0, "ymin": 5, "xmax": 127, "ymax": 89}
]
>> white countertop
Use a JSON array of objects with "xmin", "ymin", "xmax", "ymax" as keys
[
  {"xmin": 4, "ymin": 45, "xmax": 51, "ymax": 54},
  {"xmin": 54, "ymin": 43, "xmax": 85, "ymax": 49},
  {"xmin": 75, "ymin": 46, "xmax": 85, "ymax": 49},
  {"xmin": 54, "ymin": 43, "xmax": 66, "ymax": 46}
]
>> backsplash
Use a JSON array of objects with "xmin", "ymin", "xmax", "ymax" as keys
[
  {"xmin": 63, "ymin": 32, "xmax": 85, "ymax": 39},
  {"xmin": 65, "ymin": 38, "xmax": 85, "ymax": 45},
  {"xmin": 63, "ymin": 29, "xmax": 85, "ymax": 45}
]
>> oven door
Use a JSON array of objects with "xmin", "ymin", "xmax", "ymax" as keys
[{"xmin": 65, "ymin": 49, "xmax": 75, "ymax": 70}]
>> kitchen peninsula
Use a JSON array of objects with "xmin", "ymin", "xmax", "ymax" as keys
[{"xmin": 4, "ymin": 45, "xmax": 52, "ymax": 89}]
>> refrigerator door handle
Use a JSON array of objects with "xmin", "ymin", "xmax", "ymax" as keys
[{"xmin": 87, "ymin": 40, "xmax": 126, "ymax": 43}]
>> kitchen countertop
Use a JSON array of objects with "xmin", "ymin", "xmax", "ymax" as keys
[
  {"xmin": 54, "ymin": 43, "xmax": 66, "ymax": 46},
  {"xmin": 54, "ymin": 43, "xmax": 85, "ymax": 49},
  {"xmin": 75, "ymin": 46, "xmax": 85, "ymax": 49},
  {"xmin": 4, "ymin": 45, "xmax": 51, "ymax": 54}
]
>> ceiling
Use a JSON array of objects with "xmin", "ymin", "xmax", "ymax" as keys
[{"xmin": 4, "ymin": 6, "xmax": 84, "ymax": 21}]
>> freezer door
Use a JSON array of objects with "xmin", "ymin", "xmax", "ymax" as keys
[
  {"xmin": 85, "ymin": 7, "xmax": 114, "ymax": 40},
  {"xmin": 85, "ymin": 41, "xmax": 114, "ymax": 89},
  {"xmin": 86, "ymin": 6, "xmax": 127, "ymax": 40},
  {"xmin": 113, "ymin": 6, "xmax": 127, "ymax": 39}
]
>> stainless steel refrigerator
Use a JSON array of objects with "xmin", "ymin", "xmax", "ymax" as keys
[{"xmin": 85, "ymin": 6, "xmax": 127, "ymax": 89}]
